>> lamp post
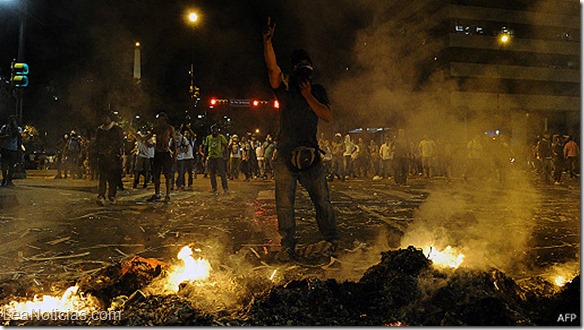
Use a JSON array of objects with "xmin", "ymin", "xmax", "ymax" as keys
[{"xmin": 187, "ymin": 11, "xmax": 198, "ymax": 98}]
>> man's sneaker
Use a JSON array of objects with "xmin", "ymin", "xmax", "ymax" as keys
[
  {"xmin": 5, "ymin": 181, "xmax": 15, "ymax": 188},
  {"xmin": 275, "ymin": 247, "xmax": 296, "ymax": 263},
  {"xmin": 295, "ymin": 240, "xmax": 335, "ymax": 258},
  {"xmin": 147, "ymin": 194, "xmax": 161, "ymax": 202},
  {"xmin": 96, "ymin": 196, "xmax": 106, "ymax": 206},
  {"xmin": 108, "ymin": 197, "xmax": 117, "ymax": 205},
  {"xmin": 373, "ymin": 175, "xmax": 382, "ymax": 181},
  {"xmin": 164, "ymin": 195, "xmax": 171, "ymax": 204}
]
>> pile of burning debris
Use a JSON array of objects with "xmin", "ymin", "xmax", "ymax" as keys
[{"xmin": 0, "ymin": 245, "xmax": 579, "ymax": 326}]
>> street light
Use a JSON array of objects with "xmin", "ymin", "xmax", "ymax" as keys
[
  {"xmin": 188, "ymin": 12, "xmax": 198, "ymax": 23},
  {"xmin": 498, "ymin": 27, "xmax": 511, "ymax": 49},
  {"xmin": 186, "ymin": 10, "xmax": 200, "ymax": 102}
]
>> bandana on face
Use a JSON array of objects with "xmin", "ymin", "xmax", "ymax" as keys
[{"xmin": 293, "ymin": 64, "xmax": 314, "ymax": 80}]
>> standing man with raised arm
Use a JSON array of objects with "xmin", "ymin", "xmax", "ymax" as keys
[{"xmin": 263, "ymin": 17, "xmax": 339, "ymax": 262}]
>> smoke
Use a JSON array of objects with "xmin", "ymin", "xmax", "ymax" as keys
[
  {"xmin": 399, "ymin": 170, "xmax": 541, "ymax": 274},
  {"xmin": 332, "ymin": 228, "xmax": 392, "ymax": 282}
]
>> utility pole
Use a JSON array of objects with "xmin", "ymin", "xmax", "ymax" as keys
[
  {"xmin": 15, "ymin": 0, "xmax": 27, "ymax": 125},
  {"xmin": 13, "ymin": 0, "xmax": 27, "ymax": 179}
]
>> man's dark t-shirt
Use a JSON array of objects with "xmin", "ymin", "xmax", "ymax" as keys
[
  {"xmin": 273, "ymin": 73, "xmax": 330, "ymax": 157},
  {"xmin": 95, "ymin": 124, "xmax": 124, "ymax": 157}
]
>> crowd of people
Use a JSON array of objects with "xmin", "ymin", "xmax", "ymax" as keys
[{"xmin": 3, "ymin": 116, "xmax": 579, "ymax": 194}]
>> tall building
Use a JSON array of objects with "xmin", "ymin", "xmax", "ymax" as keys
[{"xmin": 395, "ymin": 0, "xmax": 580, "ymax": 143}]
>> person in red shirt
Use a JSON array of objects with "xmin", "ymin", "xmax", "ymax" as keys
[{"xmin": 563, "ymin": 136, "xmax": 579, "ymax": 179}]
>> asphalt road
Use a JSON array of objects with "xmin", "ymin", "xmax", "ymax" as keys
[{"xmin": 0, "ymin": 169, "xmax": 579, "ymax": 284}]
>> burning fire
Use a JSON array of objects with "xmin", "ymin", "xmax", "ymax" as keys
[
  {"xmin": 2, "ymin": 286, "xmax": 95, "ymax": 320},
  {"xmin": 422, "ymin": 246, "xmax": 464, "ymax": 269},
  {"xmin": 165, "ymin": 246, "xmax": 212, "ymax": 292},
  {"xmin": 554, "ymin": 275, "xmax": 569, "ymax": 287}
]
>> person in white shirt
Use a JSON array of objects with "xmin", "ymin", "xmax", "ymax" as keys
[
  {"xmin": 343, "ymin": 134, "xmax": 358, "ymax": 179},
  {"xmin": 255, "ymin": 139, "xmax": 265, "ymax": 179},
  {"xmin": 133, "ymin": 130, "xmax": 154, "ymax": 189},
  {"xmin": 228, "ymin": 134, "xmax": 241, "ymax": 180},
  {"xmin": 418, "ymin": 135, "xmax": 437, "ymax": 178},
  {"xmin": 177, "ymin": 127, "xmax": 196, "ymax": 190},
  {"xmin": 379, "ymin": 136, "xmax": 393, "ymax": 179}
]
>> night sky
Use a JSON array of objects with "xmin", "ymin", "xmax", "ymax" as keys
[{"xmin": 0, "ymin": 0, "xmax": 370, "ymax": 138}]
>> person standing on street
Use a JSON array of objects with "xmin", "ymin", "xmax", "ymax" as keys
[
  {"xmin": 94, "ymin": 112, "xmax": 124, "ymax": 205},
  {"xmin": 418, "ymin": 135, "xmax": 437, "ymax": 178},
  {"xmin": 551, "ymin": 134, "xmax": 564, "ymax": 185},
  {"xmin": 228, "ymin": 134, "xmax": 242, "ymax": 180},
  {"xmin": 263, "ymin": 17, "xmax": 340, "ymax": 262},
  {"xmin": 331, "ymin": 133, "xmax": 345, "ymax": 181},
  {"xmin": 204, "ymin": 125, "xmax": 229, "ymax": 194},
  {"xmin": 379, "ymin": 135, "xmax": 393, "ymax": 180},
  {"xmin": 0, "ymin": 115, "xmax": 22, "ymax": 187},
  {"xmin": 393, "ymin": 129, "xmax": 410, "ymax": 185},
  {"xmin": 132, "ymin": 129, "xmax": 154, "ymax": 189},
  {"xmin": 564, "ymin": 136, "xmax": 579, "ymax": 179},
  {"xmin": 179, "ymin": 125, "xmax": 197, "ymax": 190},
  {"xmin": 145, "ymin": 112, "xmax": 177, "ymax": 203}
]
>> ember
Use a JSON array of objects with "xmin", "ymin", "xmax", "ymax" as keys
[
  {"xmin": 554, "ymin": 276, "xmax": 568, "ymax": 287},
  {"xmin": 165, "ymin": 246, "xmax": 212, "ymax": 292}
]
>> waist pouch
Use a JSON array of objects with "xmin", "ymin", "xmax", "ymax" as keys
[{"xmin": 290, "ymin": 146, "xmax": 321, "ymax": 171}]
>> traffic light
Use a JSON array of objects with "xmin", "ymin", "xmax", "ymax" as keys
[
  {"xmin": 190, "ymin": 85, "xmax": 200, "ymax": 98},
  {"xmin": 273, "ymin": 99, "xmax": 280, "ymax": 109},
  {"xmin": 252, "ymin": 99, "xmax": 260, "ymax": 107},
  {"xmin": 10, "ymin": 62, "xmax": 29, "ymax": 87},
  {"xmin": 210, "ymin": 98, "xmax": 217, "ymax": 106}
]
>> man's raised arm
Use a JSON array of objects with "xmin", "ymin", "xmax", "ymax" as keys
[{"xmin": 262, "ymin": 17, "xmax": 282, "ymax": 89}]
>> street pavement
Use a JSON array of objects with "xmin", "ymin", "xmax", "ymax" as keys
[{"xmin": 0, "ymin": 169, "xmax": 579, "ymax": 284}]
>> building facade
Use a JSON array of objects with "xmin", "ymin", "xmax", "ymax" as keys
[{"xmin": 397, "ymin": 0, "xmax": 580, "ymax": 145}]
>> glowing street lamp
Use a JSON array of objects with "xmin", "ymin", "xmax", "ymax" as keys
[
  {"xmin": 186, "ymin": 10, "xmax": 200, "ymax": 102},
  {"xmin": 188, "ymin": 12, "xmax": 198, "ymax": 23}
]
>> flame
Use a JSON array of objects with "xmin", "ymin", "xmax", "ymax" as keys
[
  {"xmin": 165, "ymin": 246, "xmax": 212, "ymax": 292},
  {"xmin": 554, "ymin": 275, "xmax": 568, "ymax": 287},
  {"xmin": 2, "ymin": 286, "xmax": 95, "ymax": 320},
  {"xmin": 423, "ymin": 246, "xmax": 464, "ymax": 269}
]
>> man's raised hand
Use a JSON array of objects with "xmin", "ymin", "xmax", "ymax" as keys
[{"xmin": 262, "ymin": 17, "xmax": 276, "ymax": 42}]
